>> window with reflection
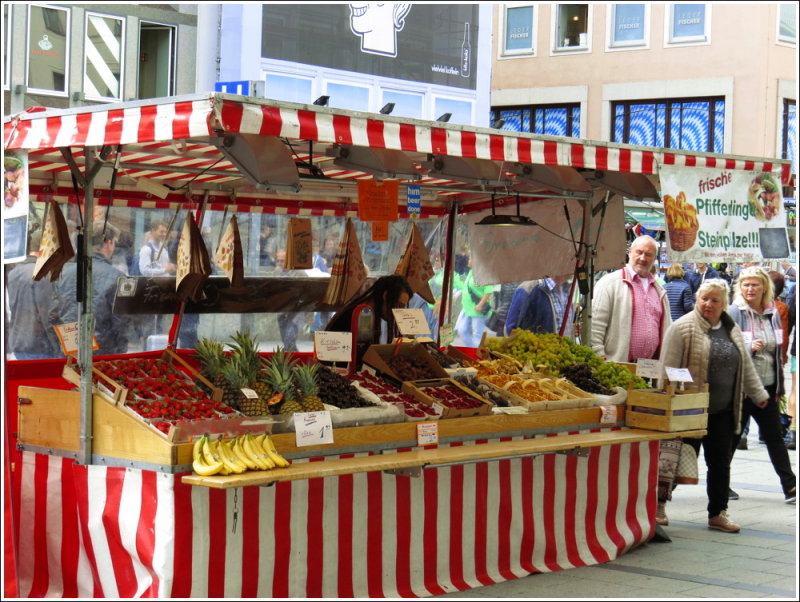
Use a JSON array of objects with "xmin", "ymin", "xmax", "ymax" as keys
[
  {"xmin": 490, "ymin": 103, "xmax": 581, "ymax": 137},
  {"xmin": 609, "ymin": 3, "xmax": 647, "ymax": 48},
  {"xmin": 668, "ymin": 3, "xmax": 708, "ymax": 44},
  {"xmin": 85, "ymin": 13, "xmax": 124, "ymax": 99},
  {"xmin": 503, "ymin": 4, "xmax": 535, "ymax": 55},
  {"xmin": 778, "ymin": 3, "xmax": 797, "ymax": 44},
  {"xmin": 555, "ymin": 4, "xmax": 589, "ymax": 50},
  {"xmin": 27, "ymin": 4, "xmax": 69, "ymax": 94}
]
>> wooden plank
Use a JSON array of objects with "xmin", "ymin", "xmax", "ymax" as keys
[
  {"xmin": 182, "ymin": 428, "xmax": 706, "ymax": 489},
  {"xmin": 17, "ymin": 386, "xmax": 81, "ymax": 452}
]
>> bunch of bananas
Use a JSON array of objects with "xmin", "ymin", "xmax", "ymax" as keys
[{"xmin": 191, "ymin": 433, "xmax": 290, "ymax": 476}]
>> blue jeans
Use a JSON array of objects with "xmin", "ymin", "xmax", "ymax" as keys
[
  {"xmin": 457, "ymin": 314, "xmax": 488, "ymax": 348},
  {"xmin": 14, "ymin": 353, "xmax": 54, "ymax": 360}
]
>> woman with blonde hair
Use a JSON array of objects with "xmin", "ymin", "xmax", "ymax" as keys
[
  {"xmin": 663, "ymin": 263, "xmax": 694, "ymax": 321},
  {"xmin": 728, "ymin": 266, "xmax": 796, "ymax": 504}
]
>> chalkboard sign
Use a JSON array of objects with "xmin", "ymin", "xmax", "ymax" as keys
[{"xmin": 758, "ymin": 228, "xmax": 790, "ymax": 259}]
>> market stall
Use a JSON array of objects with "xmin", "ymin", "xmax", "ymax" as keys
[{"xmin": 4, "ymin": 93, "xmax": 792, "ymax": 598}]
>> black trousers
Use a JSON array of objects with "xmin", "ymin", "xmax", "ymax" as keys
[
  {"xmin": 731, "ymin": 384, "xmax": 796, "ymax": 496},
  {"xmin": 686, "ymin": 410, "xmax": 735, "ymax": 518}
]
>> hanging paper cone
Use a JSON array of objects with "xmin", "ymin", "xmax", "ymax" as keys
[
  {"xmin": 286, "ymin": 217, "xmax": 313, "ymax": 269},
  {"xmin": 322, "ymin": 218, "xmax": 367, "ymax": 305},
  {"xmin": 394, "ymin": 221, "xmax": 435, "ymax": 303},
  {"xmin": 32, "ymin": 201, "xmax": 75, "ymax": 282},
  {"xmin": 214, "ymin": 215, "xmax": 244, "ymax": 287},
  {"xmin": 176, "ymin": 212, "xmax": 211, "ymax": 302}
]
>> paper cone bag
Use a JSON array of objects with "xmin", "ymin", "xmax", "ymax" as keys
[
  {"xmin": 394, "ymin": 221, "xmax": 435, "ymax": 303},
  {"xmin": 33, "ymin": 201, "xmax": 75, "ymax": 281},
  {"xmin": 214, "ymin": 215, "xmax": 244, "ymax": 287},
  {"xmin": 322, "ymin": 218, "xmax": 367, "ymax": 305},
  {"xmin": 176, "ymin": 212, "xmax": 211, "ymax": 302},
  {"xmin": 286, "ymin": 217, "xmax": 313, "ymax": 269}
]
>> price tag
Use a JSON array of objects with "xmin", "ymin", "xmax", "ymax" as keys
[
  {"xmin": 392, "ymin": 308, "xmax": 431, "ymax": 336},
  {"xmin": 664, "ymin": 367, "xmax": 694, "ymax": 383},
  {"xmin": 636, "ymin": 359, "xmax": 662, "ymax": 379},
  {"xmin": 314, "ymin": 331, "xmax": 353, "ymax": 362},
  {"xmin": 241, "ymin": 388, "xmax": 258, "ymax": 399},
  {"xmin": 416, "ymin": 421, "xmax": 438, "ymax": 446},
  {"xmin": 439, "ymin": 323, "xmax": 455, "ymax": 346},
  {"xmin": 53, "ymin": 322, "xmax": 99, "ymax": 355},
  {"xmin": 599, "ymin": 405, "xmax": 618, "ymax": 424},
  {"xmin": 294, "ymin": 411, "xmax": 334, "ymax": 447}
]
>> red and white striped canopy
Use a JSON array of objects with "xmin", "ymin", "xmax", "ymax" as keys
[{"xmin": 4, "ymin": 93, "xmax": 793, "ymax": 213}]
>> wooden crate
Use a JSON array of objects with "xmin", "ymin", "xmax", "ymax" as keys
[
  {"xmin": 625, "ymin": 385, "xmax": 709, "ymax": 432},
  {"xmin": 477, "ymin": 377, "xmax": 596, "ymax": 412},
  {"xmin": 362, "ymin": 343, "xmax": 449, "ymax": 385},
  {"xmin": 61, "ymin": 355, "xmax": 126, "ymax": 405},
  {"xmin": 402, "ymin": 378, "xmax": 493, "ymax": 418}
]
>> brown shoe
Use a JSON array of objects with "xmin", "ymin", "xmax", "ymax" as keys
[
  {"xmin": 708, "ymin": 510, "xmax": 740, "ymax": 533},
  {"xmin": 656, "ymin": 502, "xmax": 669, "ymax": 526}
]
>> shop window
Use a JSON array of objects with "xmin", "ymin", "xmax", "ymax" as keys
[
  {"xmin": 502, "ymin": 4, "xmax": 535, "ymax": 56},
  {"xmin": 326, "ymin": 82, "xmax": 370, "ymax": 112},
  {"xmin": 554, "ymin": 4, "xmax": 589, "ymax": 51},
  {"xmin": 265, "ymin": 72, "xmax": 313, "ymax": 104},
  {"xmin": 778, "ymin": 3, "xmax": 797, "ymax": 45},
  {"xmin": 611, "ymin": 97, "xmax": 724, "ymax": 153},
  {"xmin": 490, "ymin": 103, "xmax": 580, "ymax": 137},
  {"xmin": 381, "ymin": 90, "xmax": 423, "ymax": 119},
  {"xmin": 434, "ymin": 97, "xmax": 473, "ymax": 125},
  {"xmin": 667, "ymin": 3, "xmax": 709, "ymax": 45},
  {"xmin": 781, "ymin": 98, "xmax": 796, "ymax": 175},
  {"xmin": 138, "ymin": 22, "xmax": 176, "ymax": 100},
  {"xmin": 85, "ymin": 13, "xmax": 124, "ymax": 100},
  {"xmin": 608, "ymin": 3, "xmax": 648, "ymax": 49},
  {"xmin": 27, "ymin": 4, "xmax": 69, "ymax": 95}
]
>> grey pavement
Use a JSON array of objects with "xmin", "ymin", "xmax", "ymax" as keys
[{"xmin": 433, "ymin": 428, "xmax": 798, "ymax": 600}]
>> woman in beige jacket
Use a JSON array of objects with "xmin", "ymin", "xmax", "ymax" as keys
[{"xmin": 659, "ymin": 279, "xmax": 767, "ymax": 533}]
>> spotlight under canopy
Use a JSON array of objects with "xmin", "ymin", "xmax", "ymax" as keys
[{"xmin": 475, "ymin": 193, "xmax": 537, "ymax": 227}]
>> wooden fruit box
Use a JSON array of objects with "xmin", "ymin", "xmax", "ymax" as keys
[
  {"xmin": 402, "ymin": 378, "xmax": 494, "ymax": 419},
  {"xmin": 625, "ymin": 385, "xmax": 709, "ymax": 432},
  {"xmin": 362, "ymin": 342, "xmax": 449, "ymax": 385},
  {"xmin": 477, "ymin": 377, "xmax": 596, "ymax": 412}
]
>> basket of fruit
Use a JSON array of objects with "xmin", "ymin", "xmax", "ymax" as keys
[{"xmin": 663, "ymin": 191, "xmax": 699, "ymax": 251}]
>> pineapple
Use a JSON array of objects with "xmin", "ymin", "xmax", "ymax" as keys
[
  {"xmin": 294, "ymin": 363, "xmax": 325, "ymax": 412},
  {"xmin": 230, "ymin": 330, "xmax": 272, "ymax": 401},
  {"xmin": 194, "ymin": 338, "xmax": 227, "ymax": 394},
  {"xmin": 220, "ymin": 353, "xmax": 251, "ymax": 410},
  {"xmin": 266, "ymin": 349, "xmax": 303, "ymax": 415}
]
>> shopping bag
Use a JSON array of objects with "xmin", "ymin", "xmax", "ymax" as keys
[
  {"xmin": 32, "ymin": 201, "xmax": 75, "ymax": 281},
  {"xmin": 214, "ymin": 215, "xmax": 244, "ymax": 287},
  {"xmin": 675, "ymin": 443, "xmax": 699, "ymax": 485},
  {"xmin": 322, "ymin": 218, "xmax": 367, "ymax": 305},
  {"xmin": 285, "ymin": 217, "xmax": 312, "ymax": 269},
  {"xmin": 176, "ymin": 212, "xmax": 211, "ymax": 302}
]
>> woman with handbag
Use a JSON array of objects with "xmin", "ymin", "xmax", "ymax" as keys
[
  {"xmin": 660, "ymin": 279, "xmax": 769, "ymax": 532},
  {"xmin": 728, "ymin": 266, "xmax": 797, "ymax": 504}
]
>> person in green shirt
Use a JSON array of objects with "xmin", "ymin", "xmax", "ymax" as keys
[{"xmin": 456, "ymin": 268, "xmax": 496, "ymax": 348}]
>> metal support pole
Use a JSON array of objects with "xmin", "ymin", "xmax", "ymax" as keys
[{"xmin": 78, "ymin": 151, "xmax": 95, "ymax": 465}]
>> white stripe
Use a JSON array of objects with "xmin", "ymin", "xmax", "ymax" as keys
[
  {"xmin": 382, "ymin": 121, "xmax": 402, "ymax": 150},
  {"xmin": 189, "ymin": 485, "xmax": 210, "ymax": 597},
  {"xmin": 592, "ymin": 445, "xmax": 619, "ymax": 561},
  {"xmin": 84, "ymin": 465, "xmax": 119, "ymax": 598},
  {"xmin": 505, "ymin": 451, "xmax": 530, "ymax": 579},
  {"xmin": 443, "ymin": 129, "xmax": 461, "ymax": 158},
  {"xmin": 117, "ymin": 469, "xmax": 152, "ymax": 597},
  {"xmin": 188, "ymin": 99, "xmax": 213, "ymax": 138},
  {"xmin": 287, "ymin": 478, "xmax": 310, "ymax": 597},
  {"xmin": 572, "ymin": 437, "xmax": 597, "ymax": 567},
  {"xmin": 380, "ymin": 460, "xmax": 398, "ymax": 596},
  {"xmin": 456, "ymin": 447, "xmax": 484, "ymax": 590},
  {"xmin": 503, "ymin": 134, "xmax": 521, "ymax": 163},
  {"xmin": 551, "ymin": 453, "xmax": 572, "ymax": 569},
  {"xmin": 406, "ymin": 461, "xmax": 428, "ymax": 597},
  {"xmin": 473, "ymin": 132, "xmax": 491, "ymax": 162},
  {"xmin": 17, "ymin": 453, "xmax": 38, "ymax": 596},
  {"xmin": 614, "ymin": 444, "xmax": 638, "ymax": 552},
  {"xmin": 320, "ymin": 468, "xmax": 341, "ymax": 597},
  {"xmin": 153, "ymin": 472, "xmax": 176, "ymax": 598},
  {"xmin": 530, "ymin": 450, "xmax": 548, "ymax": 570},
  {"xmin": 482, "ymin": 458, "xmax": 505, "ymax": 584},
  {"xmin": 154, "ymin": 102, "xmax": 177, "ymax": 142},
  {"xmin": 278, "ymin": 107, "xmax": 301, "ymax": 139},
  {"xmin": 255, "ymin": 485, "xmax": 276, "ymax": 596},
  {"xmin": 350, "ymin": 117, "xmax": 370, "ymax": 147},
  {"xmin": 85, "ymin": 111, "xmax": 109, "ymax": 147},
  {"xmin": 85, "ymin": 39, "xmax": 119, "ymax": 97},
  {"xmin": 239, "ymin": 102, "xmax": 266, "ymax": 136},
  {"xmin": 415, "ymin": 124, "xmax": 432, "ymax": 155},
  {"xmin": 119, "ymin": 107, "xmax": 142, "ymax": 145},
  {"xmin": 313, "ymin": 112, "xmax": 336, "ymax": 146},
  {"xmin": 223, "ymin": 487, "xmax": 245, "ymax": 598},
  {"xmin": 53, "ymin": 114, "xmax": 78, "ymax": 148}
]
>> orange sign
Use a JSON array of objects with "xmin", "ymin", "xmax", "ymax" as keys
[
  {"xmin": 358, "ymin": 179, "xmax": 399, "ymax": 222},
  {"xmin": 371, "ymin": 221, "xmax": 389, "ymax": 241}
]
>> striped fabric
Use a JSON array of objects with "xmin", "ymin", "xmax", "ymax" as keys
[{"xmin": 13, "ymin": 437, "xmax": 657, "ymax": 598}]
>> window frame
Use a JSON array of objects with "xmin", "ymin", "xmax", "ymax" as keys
[
  {"xmin": 83, "ymin": 10, "xmax": 126, "ymax": 102},
  {"xmin": 433, "ymin": 96, "xmax": 474, "ymax": 126},
  {"xmin": 26, "ymin": 3, "xmax": 70, "ymax": 97},
  {"xmin": 665, "ymin": 3, "xmax": 711, "ymax": 47},
  {"xmin": 551, "ymin": 3, "xmax": 592, "ymax": 54},
  {"xmin": 137, "ymin": 20, "xmax": 177, "ymax": 100},
  {"xmin": 606, "ymin": 3, "xmax": 650, "ymax": 51},
  {"xmin": 490, "ymin": 102, "xmax": 582, "ymax": 138},
  {"xmin": 777, "ymin": 3, "xmax": 797, "ymax": 46},
  {"xmin": 780, "ymin": 98, "xmax": 796, "ymax": 172},
  {"xmin": 323, "ymin": 79, "xmax": 372, "ymax": 112},
  {"xmin": 264, "ymin": 71, "xmax": 315, "ymax": 104},
  {"xmin": 500, "ymin": 3, "xmax": 537, "ymax": 57},
  {"xmin": 380, "ymin": 88, "xmax": 424, "ymax": 119}
]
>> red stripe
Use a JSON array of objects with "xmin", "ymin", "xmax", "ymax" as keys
[
  {"xmin": 663, "ymin": 153, "xmax": 676, "ymax": 165},
  {"xmin": 58, "ymin": 458, "xmax": 79, "ymax": 597},
  {"xmin": 781, "ymin": 163, "xmax": 791, "ymax": 184},
  {"xmin": 240, "ymin": 486, "xmax": 261, "ymax": 597},
  {"xmin": 604, "ymin": 445, "xmax": 626, "ymax": 555},
  {"xmin": 219, "ymin": 99, "xmax": 244, "ymax": 134},
  {"xmin": 103, "ymin": 468, "xmax": 139, "ymax": 597},
  {"xmin": 366, "ymin": 118, "xmax": 385, "ymax": 149},
  {"xmin": 472, "ymin": 454, "xmax": 494, "ymax": 586},
  {"xmin": 543, "ymin": 140, "xmax": 558, "ymax": 165},
  {"xmin": 645, "ymin": 440, "xmax": 659, "ymax": 540},
  {"xmin": 337, "ymin": 470, "xmax": 355, "ymax": 597},
  {"xmin": 625, "ymin": 443, "xmax": 644, "ymax": 546},
  {"xmin": 488, "ymin": 134, "xmax": 505, "ymax": 161},
  {"xmin": 518, "ymin": 454, "xmax": 536, "ymax": 572},
  {"xmin": 704, "ymin": 156, "xmax": 716, "ymax": 168},
  {"xmin": 259, "ymin": 105, "xmax": 283, "ymax": 136},
  {"xmin": 570, "ymin": 143, "xmax": 585, "ymax": 168},
  {"xmin": 74, "ymin": 113, "xmax": 94, "ymax": 146},
  {"xmin": 104, "ymin": 109, "xmax": 125, "ymax": 145},
  {"xmin": 431, "ymin": 128, "xmax": 448, "ymax": 156},
  {"xmin": 71, "ymin": 465, "xmax": 104, "ymax": 597},
  {"xmin": 365, "ymin": 468, "xmax": 384, "ymax": 597},
  {"xmin": 398, "ymin": 123, "xmax": 418, "ymax": 151},
  {"xmin": 743, "ymin": 160, "xmax": 755, "ymax": 171},
  {"xmin": 206, "ymin": 488, "xmax": 227, "ymax": 597},
  {"xmin": 332, "ymin": 114, "xmax": 353, "ymax": 146},
  {"xmin": 594, "ymin": 145, "xmax": 609, "ymax": 171},
  {"xmin": 618, "ymin": 148, "xmax": 631, "ymax": 172},
  {"xmin": 43, "ymin": 116, "xmax": 62, "ymax": 147},
  {"xmin": 447, "ymin": 462, "xmax": 469, "ymax": 591},
  {"xmin": 297, "ymin": 110, "xmax": 319, "ymax": 141},
  {"xmin": 725, "ymin": 158, "xmax": 737, "ymax": 170},
  {"xmin": 135, "ymin": 470, "xmax": 160, "ymax": 598},
  {"xmin": 684, "ymin": 154, "xmax": 697, "ymax": 167},
  {"xmin": 583, "ymin": 447, "xmax": 608, "ymax": 562},
  {"xmin": 541, "ymin": 453, "xmax": 559, "ymax": 571},
  {"xmin": 394, "ymin": 471, "xmax": 413, "ymax": 596},
  {"xmin": 516, "ymin": 137, "xmax": 532, "ymax": 164},
  {"xmin": 169, "ymin": 479, "xmax": 193, "ymax": 597},
  {"xmin": 171, "ymin": 101, "xmax": 195, "ymax": 140},
  {"xmin": 138, "ymin": 105, "xmax": 158, "ymax": 144},
  {"xmin": 761, "ymin": 161, "xmax": 773, "ymax": 174},
  {"xmin": 496, "ymin": 457, "xmax": 515, "ymax": 580},
  {"xmin": 460, "ymin": 130, "xmax": 477, "ymax": 158},
  {"xmin": 562, "ymin": 455, "xmax": 584, "ymax": 568},
  {"xmin": 271, "ymin": 482, "xmax": 292, "ymax": 598},
  {"xmin": 422, "ymin": 468, "xmax": 446, "ymax": 596},
  {"xmin": 306, "ymin": 464, "xmax": 326, "ymax": 597},
  {"xmin": 641, "ymin": 151, "xmax": 656, "ymax": 174},
  {"xmin": 28, "ymin": 454, "xmax": 52, "ymax": 597}
]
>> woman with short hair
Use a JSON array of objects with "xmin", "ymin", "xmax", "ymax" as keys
[{"xmin": 663, "ymin": 263, "xmax": 694, "ymax": 321}]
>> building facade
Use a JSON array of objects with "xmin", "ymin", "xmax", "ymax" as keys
[
  {"xmin": 491, "ymin": 3, "xmax": 797, "ymax": 176},
  {"xmin": 3, "ymin": 3, "xmax": 199, "ymax": 115}
]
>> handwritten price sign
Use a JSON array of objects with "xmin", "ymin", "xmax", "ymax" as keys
[
  {"xmin": 314, "ymin": 331, "xmax": 353, "ymax": 362},
  {"xmin": 392, "ymin": 308, "xmax": 431, "ymax": 336},
  {"xmin": 294, "ymin": 411, "xmax": 334, "ymax": 447},
  {"xmin": 53, "ymin": 322, "xmax": 99, "ymax": 355}
]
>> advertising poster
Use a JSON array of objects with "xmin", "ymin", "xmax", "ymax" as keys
[
  {"xmin": 659, "ymin": 164, "xmax": 789, "ymax": 262},
  {"xmin": 3, "ymin": 150, "xmax": 29, "ymax": 263}
]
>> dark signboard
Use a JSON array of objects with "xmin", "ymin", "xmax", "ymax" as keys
[{"xmin": 262, "ymin": 4, "xmax": 479, "ymax": 90}]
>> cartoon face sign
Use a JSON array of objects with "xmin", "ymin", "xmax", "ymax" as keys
[{"xmin": 349, "ymin": 3, "xmax": 412, "ymax": 57}]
